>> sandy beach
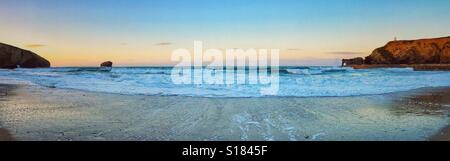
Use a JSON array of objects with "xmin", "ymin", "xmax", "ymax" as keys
[
  {"xmin": 0, "ymin": 78, "xmax": 449, "ymax": 141},
  {"xmin": 0, "ymin": 84, "xmax": 15, "ymax": 141}
]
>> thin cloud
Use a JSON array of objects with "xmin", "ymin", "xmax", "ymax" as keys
[
  {"xmin": 25, "ymin": 44, "xmax": 46, "ymax": 48},
  {"xmin": 326, "ymin": 51, "xmax": 366, "ymax": 55},
  {"xmin": 287, "ymin": 48, "xmax": 302, "ymax": 51},
  {"xmin": 155, "ymin": 42, "xmax": 172, "ymax": 46}
]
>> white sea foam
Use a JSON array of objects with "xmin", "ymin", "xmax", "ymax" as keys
[{"xmin": 1, "ymin": 67, "xmax": 450, "ymax": 97}]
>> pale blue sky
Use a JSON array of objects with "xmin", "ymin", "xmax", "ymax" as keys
[{"xmin": 1, "ymin": 0, "xmax": 449, "ymax": 66}]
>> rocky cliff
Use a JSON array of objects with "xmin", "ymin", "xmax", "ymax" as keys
[
  {"xmin": 0, "ymin": 43, "xmax": 50, "ymax": 69},
  {"xmin": 364, "ymin": 37, "xmax": 450, "ymax": 64}
]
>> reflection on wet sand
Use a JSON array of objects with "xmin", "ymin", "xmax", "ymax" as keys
[
  {"xmin": 430, "ymin": 125, "xmax": 450, "ymax": 141},
  {"xmin": 0, "ymin": 83, "xmax": 449, "ymax": 141},
  {"xmin": 0, "ymin": 84, "xmax": 15, "ymax": 141},
  {"xmin": 390, "ymin": 87, "xmax": 450, "ymax": 117},
  {"xmin": 0, "ymin": 128, "xmax": 14, "ymax": 141}
]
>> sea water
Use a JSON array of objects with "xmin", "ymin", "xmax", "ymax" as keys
[{"xmin": 1, "ymin": 66, "xmax": 450, "ymax": 97}]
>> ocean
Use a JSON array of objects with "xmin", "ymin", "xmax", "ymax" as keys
[{"xmin": 1, "ymin": 66, "xmax": 450, "ymax": 97}]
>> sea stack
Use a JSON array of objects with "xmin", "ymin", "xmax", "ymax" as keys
[
  {"xmin": 100, "ymin": 61, "xmax": 113, "ymax": 67},
  {"xmin": 0, "ymin": 43, "xmax": 51, "ymax": 69}
]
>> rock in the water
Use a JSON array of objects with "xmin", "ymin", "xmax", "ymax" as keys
[
  {"xmin": 100, "ymin": 61, "xmax": 113, "ymax": 67},
  {"xmin": 365, "ymin": 36, "xmax": 450, "ymax": 64},
  {"xmin": 0, "ymin": 43, "xmax": 50, "ymax": 69},
  {"xmin": 342, "ymin": 57, "xmax": 364, "ymax": 66}
]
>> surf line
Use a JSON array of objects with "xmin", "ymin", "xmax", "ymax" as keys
[
  {"xmin": 170, "ymin": 40, "xmax": 280, "ymax": 95},
  {"xmin": 182, "ymin": 144, "xmax": 216, "ymax": 159}
]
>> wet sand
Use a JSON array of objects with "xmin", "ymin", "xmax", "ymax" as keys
[
  {"xmin": 430, "ymin": 125, "xmax": 450, "ymax": 141},
  {"xmin": 0, "ymin": 81, "xmax": 449, "ymax": 141},
  {"xmin": 389, "ymin": 87, "xmax": 450, "ymax": 141},
  {"xmin": 0, "ymin": 128, "xmax": 14, "ymax": 141},
  {"xmin": 0, "ymin": 84, "xmax": 14, "ymax": 141}
]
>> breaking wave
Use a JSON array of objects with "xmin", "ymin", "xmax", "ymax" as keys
[{"xmin": 1, "ymin": 66, "xmax": 450, "ymax": 97}]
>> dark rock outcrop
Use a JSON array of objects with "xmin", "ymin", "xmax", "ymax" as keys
[
  {"xmin": 365, "ymin": 37, "xmax": 450, "ymax": 64},
  {"xmin": 350, "ymin": 64, "xmax": 450, "ymax": 71},
  {"xmin": 342, "ymin": 57, "xmax": 364, "ymax": 66},
  {"xmin": 100, "ymin": 61, "xmax": 113, "ymax": 67},
  {"xmin": 0, "ymin": 43, "xmax": 50, "ymax": 69}
]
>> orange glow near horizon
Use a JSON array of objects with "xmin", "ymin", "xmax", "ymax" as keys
[{"xmin": 1, "ymin": 0, "xmax": 449, "ymax": 66}]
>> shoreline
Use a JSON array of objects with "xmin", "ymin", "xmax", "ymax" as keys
[
  {"xmin": 2, "ymin": 77, "xmax": 450, "ymax": 100},
  {"xmin": 0, "ymin": 81, "xmax": 449, "ymax": 141}
]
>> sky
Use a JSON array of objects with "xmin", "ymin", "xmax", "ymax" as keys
[{"xmin": 1, "ymin": 0, "xmax": 450, "ymax": 66}]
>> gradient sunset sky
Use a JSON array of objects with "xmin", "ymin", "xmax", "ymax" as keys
[{"xmin": 1, "ymin": 0, "xmax": 450, "ymax": 66}]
